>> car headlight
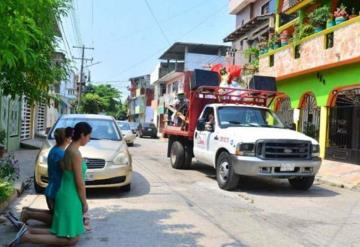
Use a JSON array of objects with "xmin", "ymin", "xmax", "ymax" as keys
[
  {"xmin": 38, "ymin": 153, "xmax": 48, "ymax": 165},
  {"xmin": 235, "ymin": 143, "xmax": 255, "ymax": 156},
  {"xmin": 312, "ymin": 144, "xmax": 320, "ymax": 157},
  {"xmin": 113, "ymin": 153, "xmax": 130, "ymax": 166}
]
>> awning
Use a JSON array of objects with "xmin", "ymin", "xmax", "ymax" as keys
[{"xmin": 223, "ymin": 14, "xmax": 273, "ymax": 42}]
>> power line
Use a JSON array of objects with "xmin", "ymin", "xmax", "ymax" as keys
[
  {"xmin": 144, "ymin": 0, "xmax": 171, "ymax": 45},
  {"xmin": 110, "ymin": 3, "xmax": 227, "ymax": 81},
  {"xmin": 59, "ymin": 20, "xmax": 73, "ymax": 58}
]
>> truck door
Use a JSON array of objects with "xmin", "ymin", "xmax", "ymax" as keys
[{"xmin": 194, "ymin": 107, "xmax": 216, "ymax": 164}]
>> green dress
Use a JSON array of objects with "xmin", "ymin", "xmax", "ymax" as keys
[{"xmin": 50, "ymin": 161, "xmax": 87, "ymax": 238}]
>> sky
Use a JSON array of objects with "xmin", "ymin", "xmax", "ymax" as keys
[{"xmin": 61, "ymin": 0, "xmax": 234, "ymax": 99}]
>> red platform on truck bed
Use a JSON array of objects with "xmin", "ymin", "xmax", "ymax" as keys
[{"xmin": 163, "ymin": 86, "xmax": 284, "ymax": 140}]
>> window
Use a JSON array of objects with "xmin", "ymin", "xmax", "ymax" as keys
[
  {"xmin": 50, "ymin": 118, "xmax": 121, "ymax": 141},
  {"xmin": 217, "ymin": 107, "xmax": 285, "ymax": 129},
  {"xmin": 261, "ymin": 2, "xmax": 270, "ymax": 15},
  {"xmin": 326, "ymin": 32, "xmax": 334, "ymax": 49},
  {"xmin": 269, "ymin": 54, "xmax": 274, "ymax": 67},
  {"xmin": 294, "ymin": 45, "xmax": 301, "ymax": 59}
]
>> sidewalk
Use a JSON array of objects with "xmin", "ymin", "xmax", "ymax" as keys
[{"xmin": 317, "ymin": 159, "xmax": 360, "ymax": 191}]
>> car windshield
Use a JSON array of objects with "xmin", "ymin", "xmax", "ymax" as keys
[
  {"xmin": 117, "ymin": 122, "xmax": 131, "ymax": 130},
  {"xmin": 49, "ymin": 118, "xmax": 121, "ymax": 141},
  {"xmin": 143, "ymin": 123, "xmax": 155, "ymax": 128},
  {"xmin": 217, "ymin": 107, "xmax": 285, "ymax": 128},
  {"xmin": 129, "ymin": 122, "xmax": 138, "ymax": 129}
]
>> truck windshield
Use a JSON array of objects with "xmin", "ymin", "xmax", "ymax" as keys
[{"xmin": 217, "ymin": 107, "xmax": 285, "ymax": 128}]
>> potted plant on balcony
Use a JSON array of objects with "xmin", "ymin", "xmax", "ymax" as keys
[
  {"xmin": 334, "ymin": 4, "xmax": 349, "ymax": 25},
  {"xmin": 308, "ymin": 5, "xmax": 330, "ymax": 32},
  {"xmin": 349, "ymin": 7, "xmax": 358, "ymax": 19},
  {"xmin": 326, "ymin": 13, "xmax": 335, "ymax": 28},
  {"xmin": 280, "ymin": 30, "xmax": 289, "ymax": 46},
  {"xmin": 258, "ymin": 37, "xmax": 268, "ymax": 54}
]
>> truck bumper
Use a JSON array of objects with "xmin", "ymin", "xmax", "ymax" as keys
[{"xmin": 230, "ymin": 155, "xmax": 321, "ymax": 178}]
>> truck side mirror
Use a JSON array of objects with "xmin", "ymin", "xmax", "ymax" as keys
[
  {"xmin": 197, "ymin": 119, "xmax": 205, "ymax": 131},
  {"xmin": 287, "ymin": 123, "xmax": 296, "ymax": 130}
]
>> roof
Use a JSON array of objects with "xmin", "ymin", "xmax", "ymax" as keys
[
  {"xmin": 159, "ymin": 42, "xmax": 230, "ymax": 60},
  {"xmin": 61, "ymin": 114, "xmax": 114, "ymax": 120},
  {"xmin": 223, "ymin": 14, "xmax": 273, "ymax": 42}
]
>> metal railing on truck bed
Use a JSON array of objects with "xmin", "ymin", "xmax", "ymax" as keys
[{"xmin": 163, "ymin": 86, "xmax": 284, "ymax": 139}]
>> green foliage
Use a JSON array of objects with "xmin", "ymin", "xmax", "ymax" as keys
[
  {"xmin": 0, "ymin": 179, "xmax": 14, "ymax": 203},
  {"xmin": 308, "ymin": 5, "xmax": 330, "ymax": 27},
  {"xmin": 244, "ymin": 47, "xmax": 260, "ymax": 73},
  {"xmin": 291, "ymin": 23, "xmax": 315, "ymax": 46},
  {"xmin": 79, "ymin": 93, "xmax": 105, "ymax": 114},
  {"xmin": 0, "ymin": 0, "xmax": 70, "ymax": 104},
  {"xmin": 0, "ymin": 153, "xmax": 20, "ymax": 181},
  {"xmin": 80, "ymin": 84, "xmax": 127, "ymax": 119}
]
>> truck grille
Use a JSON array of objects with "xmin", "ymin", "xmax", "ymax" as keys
[
  {"xmin": 256, "ymin": 140, "xmax": 311, "ymax": 160},
  {"xmin": 84, "ymin": 158, "xmax": 106, "ymax": 169}
]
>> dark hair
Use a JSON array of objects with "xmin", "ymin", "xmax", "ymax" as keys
[
  {"xmin": 72, "ymin": 122, "xmax": 92, "ymax": 141},
  {"xmin": 65, "ymin": 127, "xmax": 73, "ymax": 139},
  {"xmin": 54, "ymin": 128, "xmax": 66, "ymax": 146}
]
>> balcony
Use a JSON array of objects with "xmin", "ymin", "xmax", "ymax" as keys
[
  {"xmin": 259, "ymin": 17, "xmax": 360, "ymax": 80},
  {"xmin": 229, "ymin": 0, "xmax": 256, "ymax": 15}
]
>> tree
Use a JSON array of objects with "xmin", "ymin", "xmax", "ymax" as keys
[
  {"xmin": 79, "ymin": 84, "xmax": 126, "ymax": 119},
  {"xmin": 79, "ymin": 93, "xmax": 105, "ymax": 114},
  {"xmin": 0, "ymin": 0, "xmax": 70, "ymax": 103}
]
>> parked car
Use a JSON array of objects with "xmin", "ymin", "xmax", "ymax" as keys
[
  {"xmin": 129, "ymin": 122, "xmax": 140, "ymax": 136},
  {"xmin": 117, "ymin": 121, "xmax": 136, "ymax": 146},
  {"xmin": 34, "ymin": 114, "xmax": 132, "ymax": 193},
  {"xmin": 139, "ymin": 122, "xmax": 157, "ymax": 138}
]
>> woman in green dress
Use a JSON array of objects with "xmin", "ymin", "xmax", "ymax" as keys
[{"xmin": 9, "ymin": 122, "xmax": 92, "ymax": 246}]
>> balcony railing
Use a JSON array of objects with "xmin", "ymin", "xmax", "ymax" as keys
[{"xmin": 259, "ymin": 17, "xmax": 360, "ymax": 79}]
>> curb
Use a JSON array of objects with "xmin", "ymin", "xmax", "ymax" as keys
[
  {"xmin": 0, "ymin": 182, "xmax": 25, "ymax": 213},
  {"xmin": 315, "ymin": 176, "xmax": 360, "ymax": 191}
]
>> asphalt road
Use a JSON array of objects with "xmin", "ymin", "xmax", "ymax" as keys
[{"xmin": 1, "ymin": 137, "xmax": 360, "ymax": 247}]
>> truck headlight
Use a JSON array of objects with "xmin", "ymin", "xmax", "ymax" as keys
[
  {"xmin": 113, "ymin": 153, "xmax": 130, "ymax": 166},
  {"xmin": 235, "ymin": 143, "xmax": 255, "ymax": 156},
  {"xmin": 312, "ymin": 144, "xmax": 320, "ymax": 157}
]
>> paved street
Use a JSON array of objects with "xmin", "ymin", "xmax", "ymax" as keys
[{"xmin": 1, "ymin": 138, "xmax": 360, "ymax": 247}]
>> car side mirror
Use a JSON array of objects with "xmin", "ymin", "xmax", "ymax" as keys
[
  {"xmin": 287, "ymin": 123, "xmax": 296, "ymax": 130},
  {"xmin": 197, "ymin": 119, "xmax": 205, "ymax": 131}
]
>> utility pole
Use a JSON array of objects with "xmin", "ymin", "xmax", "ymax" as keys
[{"xmin": 73, "ymin": 45, "xmax": 94, "ymax": 111}]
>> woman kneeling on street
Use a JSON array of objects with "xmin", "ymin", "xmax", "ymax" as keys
[{"xmin": 8, "ymin": 122, "xmax": 92, "ymax": 246}]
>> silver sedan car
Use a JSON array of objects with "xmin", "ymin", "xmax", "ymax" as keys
[{"xmin": 117, "ymin": 121, "xmax": 137, "ymax": 146}]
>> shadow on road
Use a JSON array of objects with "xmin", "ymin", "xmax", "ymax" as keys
[
  {"xmin": 86, "ymin": 171, "xmax": 150, "ymax": 199},
  {"xmin": 128, "ymin": 143, "xmax": 141, "ymax": 148},
  {"xmin": 81, "ymin": 208, "xmax": 205, "ymax": 247},
  {"xmin": 190, "ymin": 162, "xmax": 339, "ymax": 198}
]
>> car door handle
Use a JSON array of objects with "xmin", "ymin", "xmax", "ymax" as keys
[
  {"xmin": 195, "ymin": 132, "xmax": 198, "ymax": 138},
  {"xmin": 214, "ymin": 135, "xmax": 218, "ymax": 140}
]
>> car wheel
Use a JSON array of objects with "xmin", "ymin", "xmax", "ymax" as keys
[
  {"xmin": 170, "ymin": 141, "xmax": 187, "ymax": 169},
  {"xmin": 288, "ymin": 176, "xmax": 315, "ymax": 190},
  {"xmin": 34, "ymin": 173, "xmax": 44, "ymax": 194},
  {"xmin": 216, "ymin": 152, "xmax": 240, "ymax": 191},
  {"xmin": 120, "ymin": 184, "xmax": 131, "ymax": 192}
]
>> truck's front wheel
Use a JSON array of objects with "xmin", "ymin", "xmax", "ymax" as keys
[
  {"xmin": 216, "ymin": 152, "xmax": 240, "ymax": 191},
  {"xmin": 170, "ymin": 141, "xmax": 190, "ymax": 169},
  {"xmin": 288, "ymin": 176, "xmax": 315, "ymax": 190}
]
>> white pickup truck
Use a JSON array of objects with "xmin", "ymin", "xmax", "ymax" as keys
[{"xmin": 164, "ymin": 88, "xmax": 322, "ymax": 191}]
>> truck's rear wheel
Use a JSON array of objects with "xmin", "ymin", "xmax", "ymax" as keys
[
  {"xmin": 170, "ymin": 141, "xmax": 186, "ymax": 169},
  {"xmin": 216, "ymin": 152, "xmax": 239, "ymax": 191},
  {"xmin": 288, "ymin": 176, "xmax": 315, "ymax": 190}
]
